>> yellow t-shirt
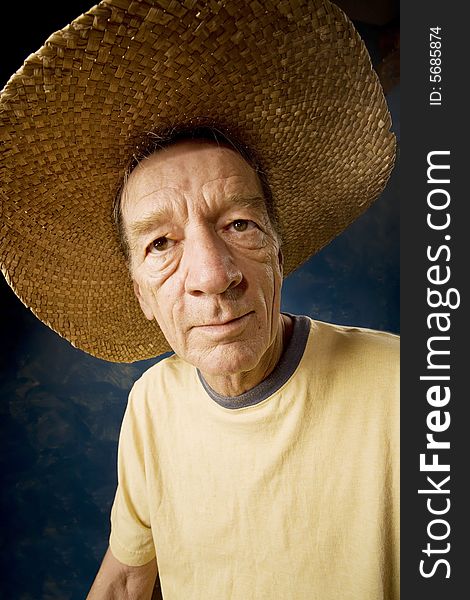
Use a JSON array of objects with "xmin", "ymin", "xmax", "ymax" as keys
[{"xmin": 110, "ymin": 318, "xmax": 399, "ymax": 599}]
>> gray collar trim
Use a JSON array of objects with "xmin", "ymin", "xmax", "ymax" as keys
[{"xmin": 197, "ymin": 314, "xmax": 310, "ymax": 409}]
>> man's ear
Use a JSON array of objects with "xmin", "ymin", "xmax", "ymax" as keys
[{"xmin": 133, "ymin": 280, "xmax": 154, "ymax": 321}]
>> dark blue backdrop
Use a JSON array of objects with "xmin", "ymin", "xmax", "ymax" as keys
[{"xmin": 0, "ymin": 4, "xmax": 399, "ymax": 599}]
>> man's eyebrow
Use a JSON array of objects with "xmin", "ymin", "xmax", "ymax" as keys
[
  {"xmin": 226, "ymin": 194, "xmax": 267, "ymax": 213},
  {"xmin": 127, "ymin": 208, "xmax": 172, "ymax": 241},
  {"xmin": 127, "ymin": 194, "xmax": 267, "ymax": 241}
]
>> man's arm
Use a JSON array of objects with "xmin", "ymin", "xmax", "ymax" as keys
[{"xmin": 87, "ymin": 547, "xmax": 158, "ymax": 600}]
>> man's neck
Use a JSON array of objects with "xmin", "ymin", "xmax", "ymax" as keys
[{"xmin": 201, "ymin": 314, "xmax": 294, "ymax": 397}]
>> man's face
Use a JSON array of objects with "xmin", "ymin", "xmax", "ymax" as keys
[{"xmin": 121, "ymin": 141, "xmax": 283, "ymax": 377}]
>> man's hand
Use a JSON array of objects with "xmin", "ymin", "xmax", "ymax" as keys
[{"xmin": 87, "ymin": 547, "xmax": 158, "ymax": 599}]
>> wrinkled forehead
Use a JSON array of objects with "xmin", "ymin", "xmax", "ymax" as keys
[{"xmin": 122, "ymin": 140, "xmax": 264, "ymax": 209}]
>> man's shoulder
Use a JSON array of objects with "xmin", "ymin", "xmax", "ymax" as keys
[
  {"xmin": 305, "ymin": 318, "xmax": 399, "ymax": 375},
  {"xmin": 309, "ymin": 318, "xmax": 399, "ymax": 352},
  {"xmin": 134, "ymin": 352, "xmax": 193, "ymax": 389},
  {"xmin": 303, "ymin": 319, "xmax": 399, "ymax": 418},
  {"xmin": 126, "ymin": 353, "xmax": 195, "ymax": 413}
]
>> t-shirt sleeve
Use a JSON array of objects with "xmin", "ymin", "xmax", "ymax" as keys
[{"xmin": 109, "ymin": 385, "xmax": 156, "ymax": 566}]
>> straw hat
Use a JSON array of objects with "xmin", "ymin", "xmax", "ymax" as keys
[{"xmin": 0, "ymin": 0, "xmax": 395, "ymax": 362}]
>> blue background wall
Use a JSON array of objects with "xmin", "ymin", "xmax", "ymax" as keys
[{"xmin": 0, "ymin": 3, "xmax": 399, "ymax": 598}]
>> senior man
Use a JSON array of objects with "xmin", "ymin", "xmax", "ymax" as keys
[
  {"xmin": 1, "ymin": 0, "xmax": 398, "ymax": 598},
  {"xmin": 93, "ymin": 130, "xmax": 399, "ymax": 600}
]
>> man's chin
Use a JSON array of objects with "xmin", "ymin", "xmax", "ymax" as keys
[{"xmin": 191, "ymin": 344, "xmax": 262, "ymax": 381}]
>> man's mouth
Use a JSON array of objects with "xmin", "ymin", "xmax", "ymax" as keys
[
  {"xmin": 205, "ymin": 313, "xmax": 251, "ymax": 326},
  {"xmin": 194, "ymin": 311, "xmax": 254, "ymax": 336}
]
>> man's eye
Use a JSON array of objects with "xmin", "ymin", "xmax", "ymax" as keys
[
  {"xmin": 231, "ymin": 219, "xmax": 252, "ymax": 232},
  {"xmin": 150, "ymin": 237, "xmax": 170, "ymax": 252}
]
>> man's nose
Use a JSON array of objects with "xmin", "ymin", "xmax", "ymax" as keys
[{"xmin": 184, "ymin": 228, "xmax": 243, "ymax": 295}]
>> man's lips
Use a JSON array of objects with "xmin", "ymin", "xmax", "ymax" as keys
[
  {"xmin": 191, "ymin": 311, "xmax": 254, "ymax": 334},
  {"xmin": 203, "ymin": 313, "xmax": 251, "ymax": 327}
]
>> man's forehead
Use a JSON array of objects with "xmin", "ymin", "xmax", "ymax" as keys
[
  {"xmin": 122, "ymin": 140, "xmax": 264, "ymax": 210},
  {"xmin": 130, "ymin": 140, "xmax": 257, "ymax": 183}
]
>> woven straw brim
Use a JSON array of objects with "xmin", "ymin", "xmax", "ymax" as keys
[{"xmin": 0, "ymin": 0, "xmax": 395, "ymax": 362}]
